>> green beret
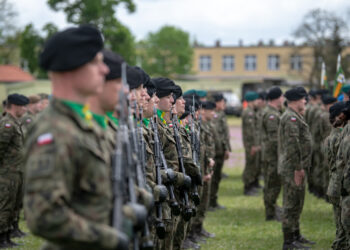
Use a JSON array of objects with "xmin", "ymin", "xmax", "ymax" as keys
[
  {"xmin": 244, "ymin": 91, "xmax": 259, "ymax": 101},
  {"xmin": 341, "ymin": 85, "xmax": 350, "ymax": 94},
  {"xmin": 183, "ymin": 89, "xmax": 207, "ymax": 98}
]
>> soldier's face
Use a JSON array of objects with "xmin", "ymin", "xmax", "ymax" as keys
[
  {"xmin": 40, "ymin": 99, "xmax": 50, "ymax": 110},
  {"xmin": 143, "ymin": 94, "xmax": 158, "ymax": 118},
  {"xmin": 134, "ymin": 85, "xmax": 146, "ymax": 107},
  {"xmin": 157, "ymin": 94, "xmax": 174, "ymax": 112},
  {"xmin": 13, "ymin": 105, "xmax": 26, "ymax": 118},
  {"xmin": 72, "ymin": 52, "xmax": 109, "ymax": 96},
  {"xmin": 216, "ymin": 99, "xmax": 225, "ymax": 111},
  {"xmin": 277, "ymin": 96, "xmax": 284, "ymax": 110},
  {"xmin": 297, "ymin": 97, "xmax": 307, "ymax": 115},
  {"xmin": 100, "ymin": 78, "xmax": 122, "ymax": 112},
  {"xmin": 175, "ymin": 97, "xmax": 186, "ymax": 115}
]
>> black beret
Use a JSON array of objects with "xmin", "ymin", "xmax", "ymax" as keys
[
  {"xmin": 184, "ymin": 96, "xmax": 200, "ymax": 111},
  {"xmin": 212, "ymin": 93, "xmax": 224, "ymax": 102},
  {"xmin": 102, "ymin": 49, "xmax": 124, "ymax": 81},
  {"xmin": 284, "ymin": 87, "xmax": 307, "ymax": 101},
  {"xmin": 39, "ymin": 25, "xmax": 104, "ymax": 72},
  {"xmin": 329, "ymin": 101, "xmax": 346, "ymax": 120},
  {"xmin": 267, "ymin": 87, "xmax": 282, "ymax": 100},
  {"xmin": 258, "ymin": 91, "xmax": 267, "ymax": 100},
  {"xmin": 173, "ymin": 85, "xmax": 183, "ymax": 102},
  {"xmin": 179, "ymin": 110, "xmax": 190, "ymax": 120},
  {"xmin": 127, "ymin": 66, "xmax": 142, "ymax": 90},
  {"xmin": 134, "ymin": 67, "xmax": 151, "ymax": 85},
  {"xmin": 316, "ymin": 89, "xmax": 330, "ymax": 96},
  {"xmin": 7, "ymin": 94, "xmax": 29, "ymax": 106},
  {"xmin": 202, "ymin": 101, "xmax": 216, "ymax": 110},
  {"xmin": 153, "ymin": 77, "xmax": 176, "ymax": 98},
  {"xmin": 308, "ymin": 89, "xmax": 317, "ymax": 98},
  {"xmin": 322, "ymin": 94, "xmax": 337, "ymax": 105},
  {"xmin": 144, "ymin": 79, "xmax": 156, "ymax": 97}
]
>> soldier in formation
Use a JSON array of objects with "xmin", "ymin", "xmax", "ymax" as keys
[{"xmin": 0, "ymin": 25, "xmax": 233, "ymax": 250}]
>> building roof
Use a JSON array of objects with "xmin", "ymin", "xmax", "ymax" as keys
[{"xmin": 0, "ymin": 65, "xmax": 35, "ymax": 83}]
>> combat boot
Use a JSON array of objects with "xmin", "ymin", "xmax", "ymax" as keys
[
  {"xmin": 10, "ymin": 221, "xmax": 26, "ymax": 238},
  {"xmin": 199, "ymin": 226, "xmax": 215, "ymax": 238},
  {"xmin": 244, "ymin": 185, "xmax": 258, "ymax": 196},
  {"xmin": 294, "ymin": 230, "xmax": 315, "ymax": 245},
  {"xmin": 0, "ymin": 233, "xmax": 11, "ymax": 249},
  {"xmin": 282, "ymin": 232, "xmax": 310, "ymax": 250},
  {"xmin": 182, "ymin": 237, "xmax": 201, "ymax": 249},
  {"xmin": 6, "ymin": 231, "xmax": 21, "ymax": 247}
]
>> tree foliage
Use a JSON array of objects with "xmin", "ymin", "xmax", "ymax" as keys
[
  {"xmin": 46, "ymin": 0, "xmax": 137, "ymax": 64},
  {"xmin": 293, "ymin": 8, "xmax": 349, "ymax": 86},
  {"xmin": 139, "ymin": 26, "xmax": 193, "ymax": 77},
  {"xmin": 0, "ymin": 0, "xmax": 19, "ymax": 64}
]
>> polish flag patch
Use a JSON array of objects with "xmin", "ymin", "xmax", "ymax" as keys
[
  {"xmin": 4, "ymin": 123, "xmax": 11, "ymax": 128},
  {"xmin": 269, "ymin": 115, "xmax": 275, "ymax": 120},
  {"xmin": 26, "ymin": 119, "xmax": 32, "ymax": 123},
  {"xmin": 290, "ymin": 117, "xmax": 297, "ymax": 122},
  {"xmin": 37, "ymin": 133, "xmax": 53, "ymax": 146},
  {"xmin": 169, "ymin": 123, "xmax": 173, "ymax": 128}
]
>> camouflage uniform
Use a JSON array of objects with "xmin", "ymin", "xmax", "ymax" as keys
[
  {"xmin": 0, "ymin": 113, "xmax": 24, "ymax": 235},
  {"xmin": 143, "ymin": 120, "xmax": 174, "ymax": 250},
  {"xmin": 24, "ymin": 99, "xmax": 125, "ymax": 250},
  {"xmin": 20, "ymin": 111, "xmax": 36, "ymax": 137},
  {"xmin": 261, "ymin": 105, "xmax": 282, "ymax": 218},
  {"xmin": 278, "ymin": 107, "xmax": 312, "ymax": 236},
  {"xmin": 242, "ymin": 106, "xmax": 259, "ymax": 189},
  {"xmin": 309, "ymin": 105, "xmax": 324, "ymax": 196},
  {"xmin": 191, "ymin": 121, "xmax": 214, "ymax": 233},
  {"xmin": 210, "ymin": 110, "xmax": 231, "ymax": 207},
  {"xmin": 325, "ymin": 127, "xmax": 347, "ymax": 249}
]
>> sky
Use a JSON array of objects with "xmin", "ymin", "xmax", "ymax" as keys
[{"xmin": 12, "ymin": 0, "xmax": 350, "ymax": 46}]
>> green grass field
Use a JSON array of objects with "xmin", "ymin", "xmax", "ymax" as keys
[{"xmin": 8, "ymin": 120, "xmax": 335, "ymax": 250}]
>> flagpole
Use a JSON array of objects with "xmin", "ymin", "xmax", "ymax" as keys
[{"xmin": 321, "ymin": 61, "xmax": 325, "ymax": 88}]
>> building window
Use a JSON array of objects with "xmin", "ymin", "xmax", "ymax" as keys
[
  {"xmin": 290, "ymin": 55, "xmax": 302, "ymax": 71},
  {"xmin": 268, "ymin": 54, "xmax": 280, "ymax": 71},
  {"xmin": 245, "ymin": 55, "xmax": 256, "ymax": 71},
  {"xmin": 222, "ymin": 55, "xmax": 234, "ymax": 71},
  {"xmin": 199, "ymin": 55, "xmax": 211, "ymax": 72}
]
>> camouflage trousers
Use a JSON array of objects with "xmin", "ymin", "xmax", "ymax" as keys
[
  {"xmin": 209, "ymin": 154, "xmax": 225, "ymax": 207},
  {"xmin": 192, "ymin": 180, "xmax": 211, "ymax": 228},
  {"xmin": 331, "ymin": 200, "xmax": 347, "ymax": 250},
  {"xmin": 263, "ymin": 161, "xmax": 281, "ymax": 218},
  {"xmin": 243, "ymin": 147, "xmax": 259, "ymax": 188},
  {"xmin": 282, "ymin": 178, "xmax": 305, "ymax": 234},
  {"xmin": 154, "ymin": 216, "xmax": 180, "ymax": 250},
  {"xmin": 173, "ymin": 216, "xmax": 189, "ymax": 250},
  {"xmin": 0, "ymin": 170, "xmax": 21, "ymax": 234},
  {"xmin": 309, "ymin": 148, "xmax": 324, "ymax": 194}
]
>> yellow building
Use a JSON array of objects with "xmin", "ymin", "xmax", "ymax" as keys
[{"xmin": 191, "ymin": 43, "xmax": 350, "ymax": 83}]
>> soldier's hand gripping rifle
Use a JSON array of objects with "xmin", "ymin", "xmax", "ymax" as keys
[
  {"xmin": 170, "ymin": 107, "xmax": 193, "ymax": 222},
  {"xmin": 129, "ymin": 99, "xmax": 154, "ymax": 250},
  {"xmin": 112, "ymin": 63, "xmax": 148, "ymax": 250},
  {"xmin": 189, "ymin": 96, "xmax": 201, "ymax": 206},
  {"xmin": 151, "ymin": 107, "xmax": 181, "ymax": 218}
]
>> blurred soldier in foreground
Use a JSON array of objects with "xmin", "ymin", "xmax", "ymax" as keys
[
  {"xmin": 261, "ymin": 87, "xmax": 283, "ymax": 221},
  {"xmin": 324, "ymin": 101, "xmax": 349, "ymax": 250},
  {"xmin": 278, "ymin": 87, "xmax": 314, "ymax": 250},
  {"xmin": 241, "ymin": 91, "xmax": 260, "ymax": 196},
  {"xmin": 0, "ymin": 93, "xmax": 28, "ymax": 248},
  {"xmin": 23, "ymin": 25, "xmax": 129, "ymax": 250}
]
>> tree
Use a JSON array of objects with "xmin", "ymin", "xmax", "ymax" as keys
[
  {"xmin": 42, "ymin": 22, "xmax": 58, "ymax": 41},
  {"xmin": 0, "ymin": 0, "xmax": 19, "ymax": 64},
  {"xmin": 293, "ymin": 8, "xmax": 349, "ymax": 87},
  {"xmin": 19, "ymin": 24, "xmax": 42, "ymax": 75},
  {"xmin": 139, "ymin": 26, "xmax": 193, "ymax": 77},
  {"xmin": 47, "ymin": 0, "xmax": 137, "ymax": 64}
]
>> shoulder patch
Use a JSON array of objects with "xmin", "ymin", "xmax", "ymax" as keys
[
  {"xmin": 26, "ymin": 118, "xmax": 32, "ymax": 123},
  {"xmin": 4, "ymin": 123, "xmax": 11, "ymax": 128},
  {"xmin": 269, "ymin": 115, "xmax": 275, "ymax": 120},
  {"xmin": 290, "ymin": 117, "xmax": 297, "ymax": 122},
  {"xmin": 169, "ymin": 123, "xmax": 173, "ymax": 128},
  {"xmin": 37, "ymin": 133, "xmax": 54, "ymax": 146}
]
